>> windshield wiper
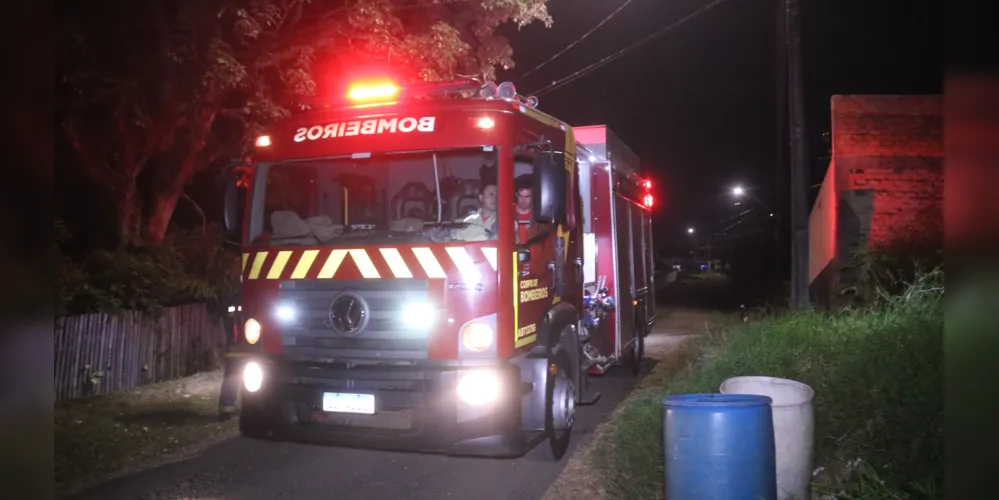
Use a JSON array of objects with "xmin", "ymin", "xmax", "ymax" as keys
[
  {"xmin": 424, "ymin": 221, "xmax": 468, "ymax": 228},
  {"xmin": 252, "ymin": 234, "xmax": 320, "ymax": 244}
]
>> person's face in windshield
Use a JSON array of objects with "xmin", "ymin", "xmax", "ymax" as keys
[
  {"xmin": 516, "ymin": 188, "xmax": 532, "ymax": 213},
  {"xmin": 479, "ymin": 184, "xmax": 498, "ymax": 214}
]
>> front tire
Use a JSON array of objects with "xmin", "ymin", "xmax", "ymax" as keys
[
  {"xmin": 238, "ymin": 399, "xmax": 272, "ymax": 440},
  {"xmin": 540, "ymin": 344, "xmax": 575, "ymax": 461}
]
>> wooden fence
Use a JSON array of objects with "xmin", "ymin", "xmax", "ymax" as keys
[{"xmin": 54, "ymin": 303, "xmax": 226, "ymax": 402}]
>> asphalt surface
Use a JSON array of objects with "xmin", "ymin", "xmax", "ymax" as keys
[{"xmin": 65, "ymin": 358, "xmax": 661, "ymax": 500}]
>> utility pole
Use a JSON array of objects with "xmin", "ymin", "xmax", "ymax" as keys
[
  {"xmin": 774, "ymin": 0, "xmax": 788, "ymax": 296},
  {"xmin": 786, "ymin": 0, "xmax": 809, "ymax": 308}
]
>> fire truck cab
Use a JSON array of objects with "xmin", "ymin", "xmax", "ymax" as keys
[{"xmin": 221, "ymin": 79, "xmax": 655, "ymax": 461}]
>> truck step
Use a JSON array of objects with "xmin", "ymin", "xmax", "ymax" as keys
[{"xmin": 576, "ymin": 388, "xmax": 602, "ymax": 406}]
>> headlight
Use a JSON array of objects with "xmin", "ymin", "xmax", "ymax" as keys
[
  {"xmin": 243, "ymin": 361, "xmax": 263, "ymax": 392},
  {"xmin": 402, "ymin": 300, "xmax": 436, "ymax": 330},
  {"xmin": 456, "ymin": 370, "xmax": 500, "ymax": 406},
  {"xmin": 461, "ymin": 322, "xmax": 494, "ymax": 352},
  {"xmin": 244, "ymin": 318, "xmax": 261, "ymax": 344},
  {"xmin": 275, "ymin": 304, "xmax": 295, "ymax": 322}
]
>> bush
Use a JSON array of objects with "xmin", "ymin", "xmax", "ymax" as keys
[
  {"xmin": 599, "ymin": 266, "xmax": 943, "ymax": 500},
  {"xmin": 55, "ymin": 221, "xmax": 240, "ymax": 317}
]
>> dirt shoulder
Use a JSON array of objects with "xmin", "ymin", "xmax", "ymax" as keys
[
  {"xmin": 55, "ymin": 369, "xmax": 239, "ymax": 498},
  {"xmin": 541, "ymin": 307, "xmax": 732, "ymax": 500}
]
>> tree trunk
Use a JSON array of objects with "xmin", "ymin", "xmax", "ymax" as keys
[
  {"xmin": 143, "ymin": 142, "xmax": 218, "ymax": 245},
  {"xmin": 116, "ymin": 182, "xmax": 143, "ymax": 248},
  {"xmin": 144, "ymin": 188, "xmax": 182, "ymax": 245}
]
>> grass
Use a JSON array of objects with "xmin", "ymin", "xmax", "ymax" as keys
[
  {"xmin": 54, "ymin": 369, "xmax": 238, "ymax": 497},
  {"xmin": 598, "ymin": 268, "xmax": 944, "ymax": 500}
]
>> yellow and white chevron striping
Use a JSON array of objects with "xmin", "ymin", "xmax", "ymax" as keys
[{"xmin": 241, "ymin": 246, "xmax": 498, "ymax": 280}]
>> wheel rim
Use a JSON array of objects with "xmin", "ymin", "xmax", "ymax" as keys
[{"xmin": 552, "ymin": 374, "xmax": 575, "ymax": 432}]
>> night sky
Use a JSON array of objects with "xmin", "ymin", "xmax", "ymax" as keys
[{"xmin": 496, "ymin": 0, "xmax": 942, "ymax": 262}]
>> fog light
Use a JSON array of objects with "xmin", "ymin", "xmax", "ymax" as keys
[
  {"xmin": 457, "ymin": 371, "xmax": 500, "ymax": 406},
  {"xmin": 244, "ymin": 361, "xmax": 263, "ymax": 393}
]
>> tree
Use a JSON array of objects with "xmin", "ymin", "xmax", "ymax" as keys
[{"xmin": 56, "ymin": 0, "xmax": 551, "ymax": 247}]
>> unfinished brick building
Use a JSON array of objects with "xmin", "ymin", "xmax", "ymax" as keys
[{"xmin": 808, "ymin": 95, "xmax": 943, "ymax": 308}]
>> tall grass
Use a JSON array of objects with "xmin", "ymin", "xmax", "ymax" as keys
[{"xmin": 599, "ymin": 268, "xmax": 943, "ymax": 500}]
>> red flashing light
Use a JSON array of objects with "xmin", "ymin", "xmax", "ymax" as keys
[
  {"xmin": 643, "ymin": 179, "xmax": 652, "ymax": 190},
  {"xmin": 643, "ymin": 193, "xmax": 654, "ymax": 208},
  {"xmin": 347, "ymin": 83, "xmax": 399, "ymax": 102}
]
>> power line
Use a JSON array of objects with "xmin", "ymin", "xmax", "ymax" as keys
[
  {"xmin": 714, "ymin": 207, "xmax": 759, "ymax": 236},
  {"xmin": 717, "ymin": 207, "xmax": 754, "ymax": 226},
  {"xmin": 710, "ymin": 228, "xmax": 769, "ymax": 244},
  {"xmin": 515, "ymin": 0, "xmax": 637, "ymax": 82},
  {"xmin": 528, "ymin": 0, "xmax": 732, "ymax": 97}
]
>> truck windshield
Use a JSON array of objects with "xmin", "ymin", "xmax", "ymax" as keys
[{"xmin": 247, "ymin": 148, "xmax": 500, "ymax": 246}]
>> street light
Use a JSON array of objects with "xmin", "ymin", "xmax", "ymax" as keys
[
  {"xmin": 730, "ymin": 184, "xmax": 772, "ymax": 212},
  {"xmin": 687, "ymin": 227, "xmax": 695, "ymax": 234}
]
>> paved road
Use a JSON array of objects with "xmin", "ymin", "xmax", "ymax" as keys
[{"xmin": 65, "ymin": 359, "xmax": 661, "ymax": 500}]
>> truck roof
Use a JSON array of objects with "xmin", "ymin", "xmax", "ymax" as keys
[{"xmin": 574, "ymin": 125, "xmax": 641, "ymax": 178}]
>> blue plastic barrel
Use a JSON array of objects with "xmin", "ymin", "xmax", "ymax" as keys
[{"xmin": 663, "ymin": 393, "xmax": 777, "ymax": 500}]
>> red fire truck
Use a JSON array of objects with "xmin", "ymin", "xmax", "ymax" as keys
[{"xmin": 221, "ymin": 78, "xmax": 656, "ymax": 460}]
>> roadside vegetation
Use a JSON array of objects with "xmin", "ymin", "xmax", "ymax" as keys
[
  {"xmin": 598, "ymin": 256, "xmax": 943, "ymax": 499},
  {"xmin": 55, "ymin": 221, "xmax": 240, "ymax": 318},
  {"xmin": 54, "ymin": 370, "xmax": 238, "ymax": 497}
]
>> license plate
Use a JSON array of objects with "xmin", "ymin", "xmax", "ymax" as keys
[{"xmin": 322, "ymin": 392, "xmax": 375, "ymax": 415}]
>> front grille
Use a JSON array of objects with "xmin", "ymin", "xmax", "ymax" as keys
[
  {"xmin": 277, "ymin": 279, "xmax": 431, "ymax": 360},
  {"xmin": 277, "ymin": 362, "xmax": 445, "ymax": 434}
]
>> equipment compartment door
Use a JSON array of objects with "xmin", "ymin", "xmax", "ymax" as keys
[
  {"xmin": 613, "ymin": 195, "xmax": 635, "ymax": 356},
  {"xmin": 643, "ymin": 211, "xmax": 657, "ymax": 325}
]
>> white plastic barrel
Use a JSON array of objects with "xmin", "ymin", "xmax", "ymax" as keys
[{"xmin": 720, "ymin": 376, "xmax": 815, "ymax": 500}]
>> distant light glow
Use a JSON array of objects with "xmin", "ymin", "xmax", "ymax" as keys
[
  {"xmin": 733, "ymin": 186, "xmax": 745, "ymax": 196},
  {"xmin": 687, "ymin": 227, "xmax": 695, "ymax": 234}
]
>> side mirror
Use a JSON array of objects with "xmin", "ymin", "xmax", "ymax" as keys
[
  {"xmin": 222, "ymin": 164, "xmax": 247, "ymax": 239},
  {"xmin": 531, "ymin": 151, "xmax": 566, "ymax": 224}
]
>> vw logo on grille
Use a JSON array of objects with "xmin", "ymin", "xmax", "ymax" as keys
[{"xmin": 328, "ymin": 294, "xmax": 368, "ymax": 336}]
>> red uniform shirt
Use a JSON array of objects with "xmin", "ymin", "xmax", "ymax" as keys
[{"xmin": 517, "ymin": 210, "xmax": 532, "ymax": 243}]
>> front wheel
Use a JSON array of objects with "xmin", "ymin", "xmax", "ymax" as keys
[
  {"xmin": 539, "ymin": 344, "xmax": 575, "ymax": 461},
  {"xmin": 238, "ymin": 399, "xmax": 272, "ymax": 440}
]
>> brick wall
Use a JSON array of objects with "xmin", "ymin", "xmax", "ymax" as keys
[
  {"xmin": 808, "ymin": 95, "xmax": 943, "ymax": 308},
  {"xmin": 832, "ymin": 95, "xmax": 944, "ymax": 251}
]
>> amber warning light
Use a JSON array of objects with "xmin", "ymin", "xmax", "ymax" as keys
[
  {"xmin": 348, "ymin": 83, "xmax": 400, "ymax": 102},
  {"xmin": 476, "ymin": 117, "xmax": 495, "ymax": 129},
  {"xmin": 255, "ymin": 135, "xmax": 272, "ymax": 147}
]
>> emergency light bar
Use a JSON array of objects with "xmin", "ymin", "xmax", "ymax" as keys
[
  {"xmin": 348, "ymin": 84, "xmax": 399, "ymax": 101},
  {"xmin": 344, "ymin": 77, "xmax": 540, "ymax": 108}
]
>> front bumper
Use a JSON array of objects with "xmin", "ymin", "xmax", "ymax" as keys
[{"xmin": 240, "ymin": 357, "xmax": 544, "ymax": 457}]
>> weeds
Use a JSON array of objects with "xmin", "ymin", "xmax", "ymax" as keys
[
  {"xmin": 598, "ymin": 267, "xmax": 943, "ymax": 500},
  {"xmin": 55, "ymin": 370, "xmax": 238, "ymax": 496}
]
